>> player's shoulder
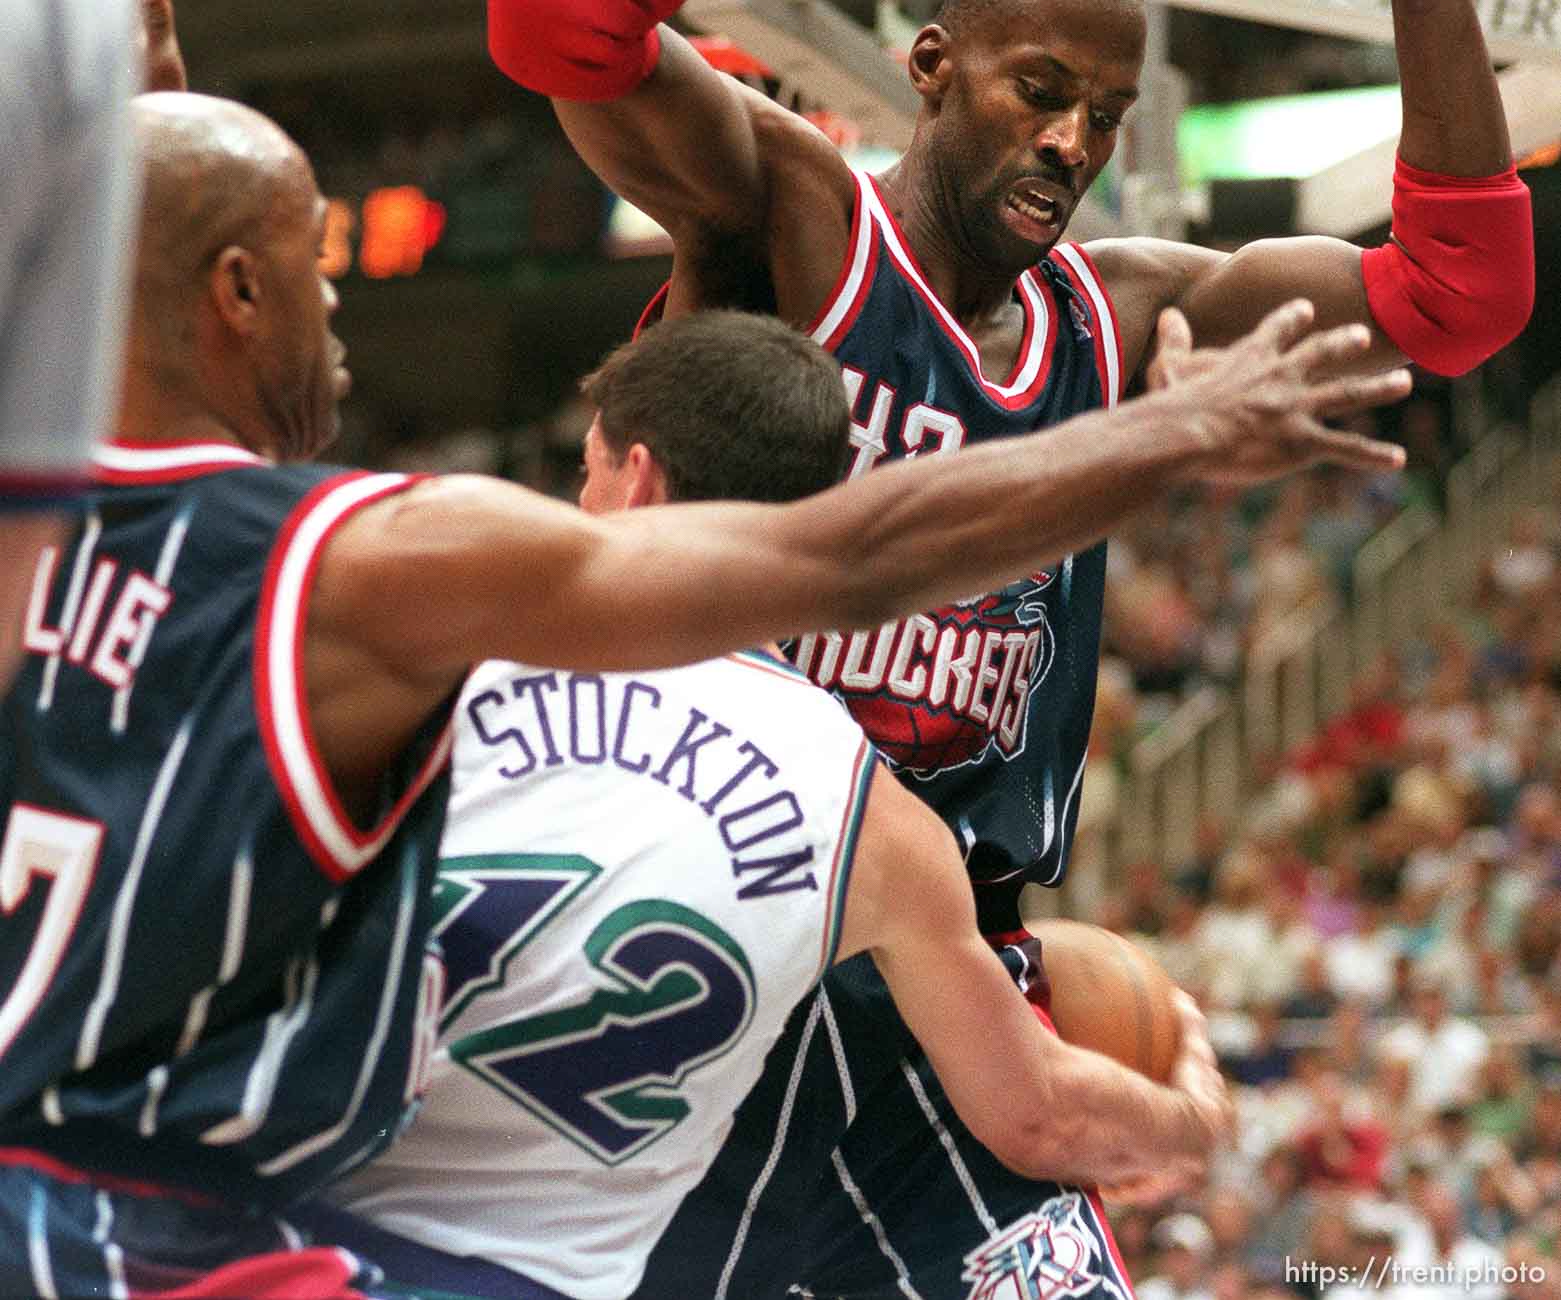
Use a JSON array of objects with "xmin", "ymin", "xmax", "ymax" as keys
[
  {"xmin": 1080, "ymin": 236, "xmax": 1226, "ymax": 302},
  {"xmin": 1077, "ymin": 237, "xmax": 1230, "ymax": 389},
  {"xmin": 741, "ymin": 85, "xmax": 856, "ymax": 211}
]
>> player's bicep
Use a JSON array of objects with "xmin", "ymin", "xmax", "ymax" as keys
[
  {"xmin": 553, "ymin": 30, "xmax": 772, "ymax": 238},
  {"xmin": 316, "ymin": 474, "xmax": 858, "ymax": 679},
  {"xmin": 1176, "ymin": 235, "xmax": 1407, "ymax": 369}
]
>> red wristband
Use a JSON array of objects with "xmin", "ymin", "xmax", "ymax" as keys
[
  {"xmin": 489, "ymin": 0, "xmax": 665, "ymax": 102},
  {"xmin": 1361, "ymin": 157, "xmax": 1534, "ymax": 377}
]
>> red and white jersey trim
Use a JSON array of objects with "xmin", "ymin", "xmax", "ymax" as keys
[
  {"xmin": 1049, "ymin": 244, "xmax": 1124, "ymax": 408},
  {"xmin": 857, "ymin": 172, "xmax": 1058, "ymax": 409},
  {"xmin": 806, "ymin": 171, "xmax": 878, "ymax": 352},
  {"xmin": 91, "ymin": 439, "xmax": 268, "ymax": 485},
  {"xmin": 255, "ymin": 472, "xmax": 455, "ymax": 883}
]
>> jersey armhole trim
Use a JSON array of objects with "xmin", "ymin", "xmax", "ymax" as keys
[
  {"xmin": 633, "ymin": 283, "xmax": 671, "ymax": 340},
  {"xmin": 255, "ymin": 472, "xmax": 457, "ymax": 884},
  {"xmin": 818, "ymin": 739, "xmax": 877, "ymax": 979},
  {"xmin": 806, "ymin": 170, "xmax": 877, "ymax": 351},
  {"xmin": 1049, "ymin": 244, "xmax": 1123, "ymax": 408}
]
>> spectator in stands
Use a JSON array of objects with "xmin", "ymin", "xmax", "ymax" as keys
[
  {"xmin": 1139, "ymin": 1213, "xmax": 1216, "ymax": 1300},
  {"xmin": 1379, "ymin": 969, "xmax": 1491, "ymax": 1113},
  {"xmin": 1283, "ymin": 947, "xmax": 1340, "ymax": 1020},
  {"xmin": 1323, "ymin": 896, "xmax": 1400, "ymax": 1008},
  {"xmin": 1417, "ymin": 1180, "xmax": 1504, "ymax": 1300},
  {"xmin": 1295, "ymin": 1070, "xmax": 1390, "ymax": 1192},
  {"xmin": 1469, "ymin": 1044, "xmax": 1536, "ymax": 1143}
]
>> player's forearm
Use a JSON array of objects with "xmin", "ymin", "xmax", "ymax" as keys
[
  {"xmin": 793, "ymin": 394, "xmax": 1202, "ymax": 629},
  {"xmin": 992, "ymin": 1035, "xmax": 1214, "ymax": 1186},
  {"xmin": 1392, "ymin": 0, "xmax": 1512, "ymax": 175}
]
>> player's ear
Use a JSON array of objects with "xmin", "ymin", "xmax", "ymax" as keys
[
  {"xmin": 623, "ymin": 443, "xmax": 670, "ymax": 509},
  {"xmin": 907, "ymin": 25, "xmax": 954, "ymax": 105},
  {"xmin": 209, "ymin": 246, "xmax": 262, "ymax": 335}
]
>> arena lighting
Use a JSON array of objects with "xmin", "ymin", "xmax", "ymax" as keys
[
  {"xmin": 1178, "ymin": 85, "xmax": 1404, "ymax": 184},
  {"xmin": 318, "ymin": 188, "xmax": 449, "ymax": 281},
  {"xmin": 358, "ymin": 186, "xmax": 447, "ymax": 280}
]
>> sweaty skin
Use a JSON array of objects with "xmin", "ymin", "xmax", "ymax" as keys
[{"xmin": 552, "ymin": 0, "xmax": 1513, "ymax": 387}]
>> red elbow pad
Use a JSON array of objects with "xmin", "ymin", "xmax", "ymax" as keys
[
  {"xmin": 489, "ymin": 0, "xmax": 666, "ymax": 102},
  {"xmin": 1361, "ymin": 158, "xmax": 1534, "ymax": 377}
]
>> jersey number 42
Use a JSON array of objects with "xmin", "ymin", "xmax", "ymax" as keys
[{"xmin": 431, "ymin": 854, "xmax": 758, "ymax": 1165}]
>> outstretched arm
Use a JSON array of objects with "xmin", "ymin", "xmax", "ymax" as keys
[
  {"xmin": 1098, "ymin": 0, "xmax": 1530, "ymax": 383},
  {"xmin": 308, "ymin": 302, "xmax": 1407, "ymax": 787},
  {"xmin": 838, "ymin": 770, "xmax": 1229, "ymax": 1187},
  {"xmin": 321, "ymin": 302, "xmax": 1406, "ymax": 678},
  {"xmin": 488, "ymin": 1, "xmax": 854, "ymax": 320}
]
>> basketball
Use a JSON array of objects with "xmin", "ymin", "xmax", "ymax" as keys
[{"xmin": 1032, "ymin": 918, "xmax": 1182, "ymax": 1084}]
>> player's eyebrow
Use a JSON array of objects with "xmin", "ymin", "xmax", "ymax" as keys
[{"xmin": 1028, "ymin": 53, "xmax": 1140, "ymax": 106}]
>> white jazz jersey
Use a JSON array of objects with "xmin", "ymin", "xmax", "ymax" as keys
[{"xmin": 332, "ymin": 650, "xmax": 878, "ymax": 1299}]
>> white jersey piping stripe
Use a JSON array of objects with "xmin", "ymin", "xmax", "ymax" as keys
[
  {"xmin": 808, "ymin": 170, "xmax": 876, "ymax": 349},
  {"xmin": 818, "ymin": 740, "xmax": 875, "ymax": 979},
  {"xmin": 831, "ymin": 1148, "xmax": 923, "ymax": 1300},
  {"xmin": 1052, "ymin": 243, "xmax": 1122, "ymax": 407},
  {"xmin": 201, "ymin": 957, "xmax": 318, "ymax": 1147},
  {"xmin": 858, "ymin": 173, "xmax": 1052, "ymax": 403},
  {"xmin": 257, "ymin": 840, "xmax": 422, "ymax": 1176},
  {"xmin": 90, "ymin": 440, "xmax": 266, "ymax": 476},
  {"xmin": 1044, "ymin": 751, "xmax": 1090, "ymax": 887},
  {"xmin": 28, "ymin": 1183, "xmax": 59, "ymax": 1300},
  {"xmin": 900, "ymin": 1057, "xmax": 999, "ymax": 1235},
  {"xmin": 820, "ymin": 986, "xmax": 858, "ymax": 1126},
  {"xmin": 256, "ymin": 472, "xmax": 455, "ymax": 881},
  {"xmin": 76, "ymin": 719, "xmax": 193, "ymax": 1070},
  {"xmin": 713, "ymin": 995, "xmax": 826, "ymax": 1300}
]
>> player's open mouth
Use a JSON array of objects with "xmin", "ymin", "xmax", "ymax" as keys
[{"xmin": 1003, "ymin": 183, "xmax": 1068, "ymax": 243}]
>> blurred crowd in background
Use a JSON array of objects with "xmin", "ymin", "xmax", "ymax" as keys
[{"xmin": 1093, "ymin": 444, "xmax": 1561, "ymax": 1299}]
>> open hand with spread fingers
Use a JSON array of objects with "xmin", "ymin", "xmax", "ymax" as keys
[{"xmin": 1147, "ymin": 299, "xmax": 1413, "ymax": 491}]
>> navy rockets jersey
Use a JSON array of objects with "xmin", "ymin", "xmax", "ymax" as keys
[
  {"xmin": 0, "ymin": 439, "xmax": 453, "ymax": 1209},
  {"xmin": 793, "ymin": 170, "xmax": 1123, "ymax": 929}
]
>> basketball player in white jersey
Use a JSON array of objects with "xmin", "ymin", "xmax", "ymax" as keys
[{"xmin": 319, "ymin": 311, "xmax": 1233, "ymax": 1300}]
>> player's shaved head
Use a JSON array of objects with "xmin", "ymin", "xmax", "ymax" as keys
[
  {"xmin": 120, "ymin": 94, "xmax": 347, "ymax": 460},
  {"xmin": 933, "ymin": 0, "xmax": 1142, "ymax": 40},
  {"xmin": 128, "ymin": 94, "xmax": 314, "ymax": 373},
  {"xmin": 131, "ymin": 93, "xmax": 308, "ymax": 324}
]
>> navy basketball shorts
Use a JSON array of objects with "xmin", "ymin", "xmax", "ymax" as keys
[
  {"xmin": 633, "ymin": 942, "xmax": 1136, "ymax": 1300},
  {"xmin": 0, "ymin": 1149, "xmax": 480, "ymax": 1300}
]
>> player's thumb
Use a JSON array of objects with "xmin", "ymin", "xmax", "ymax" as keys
[{"xmin": 1147, "ymin": 307, "xmax": 1194, "ymax": 391}]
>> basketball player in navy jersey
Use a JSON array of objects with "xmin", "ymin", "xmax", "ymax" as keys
[
  {"xmin": 485, "ymin": 0, "xmax": 1533, "ymax": 1293},
  {"xmin": 0, "ymin": 89, "xmax": 1409, "ymax": 1296}
]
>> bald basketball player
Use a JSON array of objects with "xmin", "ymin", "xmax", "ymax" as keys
[
  {"xmin": 486, "ymin": 0, "xmax": 1532, "ymax": 1292},
  {"xmin": 0, "ymin": 91, "xmax": 1405, "ymax": 1298},
  {"xmin": 0, "ymin": 0, "xmax": 139, "ymax": 689}
]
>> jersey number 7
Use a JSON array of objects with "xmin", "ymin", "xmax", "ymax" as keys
[{"xmin": 0, "ymin": 805, "xmax": 105, "ymax": 1062}]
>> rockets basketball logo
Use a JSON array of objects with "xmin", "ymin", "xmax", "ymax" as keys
[
  {"xmin": 791, "ymin": 569, "xmax": 1058, "ymax": 776},
  {"xmin": 962, "ymin": 1194, "xmax": 1126, "ymax": 1300}
]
